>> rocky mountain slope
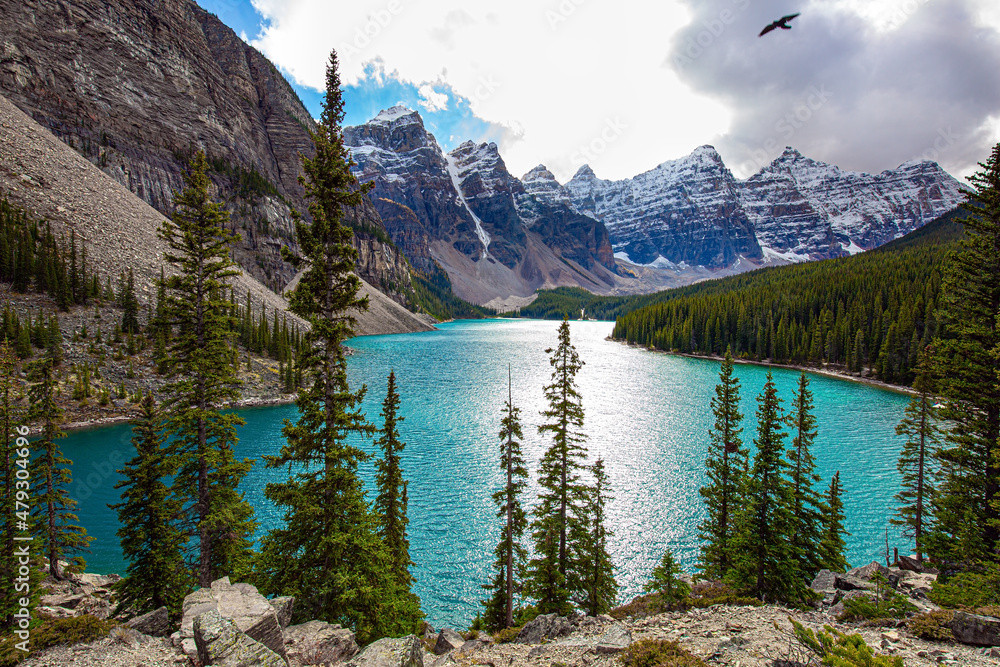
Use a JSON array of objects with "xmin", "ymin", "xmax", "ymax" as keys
[
  {"xmin": 567, "ymin": 146, "xmax": 963, "ymax": 267},
  {"xmin": 0, "ymin": 92, "xmax": 433, "ymax": 337},
  {"xmin": 345, "ymin": 108, "xmax": 622, "ymax": 306},
  {"xmin": 0, "ymin": 0, "xmax": 410, "ymax": 300}
]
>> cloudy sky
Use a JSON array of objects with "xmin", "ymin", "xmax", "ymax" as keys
[{"xmin": 201, "ymin": 0, "xmax": 1000, "ymax": 183}]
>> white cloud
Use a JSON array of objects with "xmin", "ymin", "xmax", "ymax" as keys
[
  {"xmin": 417, "ymin": 84, "xmax": 449, "ymax": 113},
  {"xmin": 250, "ymin": 0, "xmax": 1000, "ymax": 183}
]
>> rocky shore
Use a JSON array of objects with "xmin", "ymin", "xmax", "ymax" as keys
[{"xmin": 20, "ymin": 559, "xmax": 1000, "ymax": 667}]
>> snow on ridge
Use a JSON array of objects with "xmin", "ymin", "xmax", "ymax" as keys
[
  {"xmin": 445, "ymin": 152, "xmax": 491, "ymax": 257},
  {"xmin": 373, "ymin": 105, "xmax": 418, "ymax": 123}
]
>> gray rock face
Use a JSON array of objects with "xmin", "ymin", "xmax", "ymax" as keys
[
  {"xmin": 127, "ymin": 606, "xmax": 171, "ymax": 637},
  {"xmin": 516, "ymin": 614, "xmax": 577, "ymax": 644},
  {"xmin": 848, "ymin": 562, "xmax": 892, "ymax": 581},
  {"xmin": 345, "ymin": 634, "xmax": 423, "ymax": 667},
  {"xmin": 433, "ymin": 628, "xmax": 465, "ymax": 655},
  {"xmin": 949, "ymin": 611, "xmax": 1000, "ymax": 646},
  {"xmin": 566, "ymin": 147, "xmax": 762, "ymax": 268},
  {"xmin": 810, "ymin": 569, "xmax": 838, "ymax": 593},
  {"xmin": 0, "ymin": 0, "xmax": 411, "ymax": 300},
  {"xmin": 180, "ymin": 577, "xmax": 287, "ymax": 662},
  {"xmin": 284, "ymin": 620, "xmax": 359, "ymax": 666},
  {"xmin": 269, "ymin": 597, "xmax": 294, "ymax": 630},
  {"xmin": 194, "ymin": 610, "xmax": 286, "ymax": 667}
]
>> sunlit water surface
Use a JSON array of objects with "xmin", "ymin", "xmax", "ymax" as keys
[{"xmin": 59, "ymin": 319, "xmax": 909, "ymax": 628}]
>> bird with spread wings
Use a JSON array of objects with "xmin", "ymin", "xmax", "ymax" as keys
[{"xmin": 759, "ymin": 13, "xmax": 800, "ymax": 36}]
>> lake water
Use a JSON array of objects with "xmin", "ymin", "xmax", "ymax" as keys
[{"xmin": 58, "ymin": 319, "xmax": 911, "ymax": 629}]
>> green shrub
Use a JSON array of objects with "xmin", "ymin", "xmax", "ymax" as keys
[
  {"xmin": 492, "ymin": 626, "xmax": 521, "ymax": 644},
  {"xmin": 928, "ymin": 564, "xmax": 1000, "ymax": 609},
  {"xmin": 907, "ymin": 610, "xmax": 955, "ymax": 641},
  {"xmin": 619, "ymin": 639, "xmax": 708, "ymax": 667},
  {"xmin": 0, "ymin": 614, "xmax": 118, "ymax": 666},
  {"xmin": 791, "ymin": 619, "xmax": 903, "ymax": 667},
  {"xmin": 837, "ymin": 573, "xmax": 915, "ymax": 622}
]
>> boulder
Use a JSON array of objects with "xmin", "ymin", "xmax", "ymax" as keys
[
  {"xmin": 833, "ymin": 574, "xmax": 870, "ymax": 591},
  {"xmin": 179, "ymin": 577, "xmax": 287, "ymax": 661},
  {"xmin": 433, "ymin": 629, "xmax": 465, "ymax": 655},
  {"xmin": 848, "ymin": 562, "xmax": 891, "ymax": 581},
  {"xmin": 593, "ymin": 624, "xmax": 632, "ymax": 654},
  {"xmin": 284, "ymin": 620, "xmax": 359, "ymax": 666},
  {"xmin": 949, "ymin": 611, "xmax": 1000, "ymax": 646},
  {"xmin": 897, "ymin": 555, "xmax": 925, "ymax": 573},
  {"xmin": 194, "ymin": 610, "xmax": 286, "ymax": 667},
  {"xmin": 127, "ymin": 606, "xmax": 171, "ymax": 637},
  {"xmin": 420, "ymin": 622, "xmax": 436, "ymax": 641},
  {"xmin": 810, "ymin": 569, "xmax": 837, "ymax": 593},
  {"xmin": 270, "ymin": 597, "xmax": 295, "ymax": 630},
  {"xmin": 516, "ymin": 614, "xmax": 576, "ymax": 644},
  {"xmin": 830, "ymin": 590, "xmax": 873, "ymax": 618},
  {"xmin": 345, "ymin": 634, "xmax": 422, "ymax": 667}
]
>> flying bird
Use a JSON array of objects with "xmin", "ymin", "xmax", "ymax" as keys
[{"xmin": 759, "ymin": 13, "xmax": 800, "ymax": 36}]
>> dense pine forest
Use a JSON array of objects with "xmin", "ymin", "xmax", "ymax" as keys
[{"xmin": 523, "ymin": 208, "xmax": 964, "ymax": 387}]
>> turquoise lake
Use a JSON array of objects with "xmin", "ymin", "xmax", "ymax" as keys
[{"xmin": 58, "ymin": 319, "xmax": 911, "ymax": 629}]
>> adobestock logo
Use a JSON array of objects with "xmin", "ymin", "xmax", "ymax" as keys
[
  {"xmin": 671, "ymin": 0, "xmax": 751, "ymax": 71},
  {"xmin": 739, "ymin": 84, "xmax": 833, "ymax": 175},
  {"xmin": 545, "ymin": 0, "xmax": 589, "ymax": 31},
  {"xmin": 570, "ymin": 117, "xmax": 629, "ymax": 165},
  {"xmin": 339, "ymin": 1, "xmax": 405, "ymax": 57}
]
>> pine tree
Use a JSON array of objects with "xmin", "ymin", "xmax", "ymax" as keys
[
  {"xmin": 930, "ymin": 142, "xmax": 1000, "ymax": 565},
  {"xmin": 482, "ymin": 366, "xmax": 529, "ymax": 630},
  {"xmin": 891, "ymin": 348, "xmax": 939, "ymax": 563},
  {"xmin": 254, "ymin": 50, "xmax": 403, "ymax": 644},
  {"xmin": 729, "ymin": 372, "xmax": 800, "ymax": 602},
  {"xmin": 373, "ymin": 371, "xmax": 422, "ymax": 628},
  {"xmin": 786, "ymin": 372, "xmax": 824, "ymax": 578},
  {"xmin": 121, "ymin": 268, "xmax": 139, "ymax": 335},
  {"xmin": 158, "ymin": 150, "xmax": 254, "ymax": 587},
  {"xmin": 644, "ymin": 548, "xmax": 690, "ymax": 611},
  {"xmin": 819, "ymin": 471, "xmax": 850, "ymax": 573},
  {"xmin": 697, "ymin": 347, "xmax": 746, "ymax": 580},
  {"xmin": 528, "ymin": 317, "xmax": 589, "ymax": 614},
  {"xmin": 575, "ymin": 458, "xmax": 617, "ymax": 616},
  {"xmin": 28, "ymin": 353, "xmax": 91, "ymax": 580},
  {"xmin": 111, "ymin": 392, "xmax": 188, "ymax": 617}
]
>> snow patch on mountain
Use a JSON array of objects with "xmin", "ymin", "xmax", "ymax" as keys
[{"xmin": 445, "ymin": 152, "xmax": 491, "ymax": 256}]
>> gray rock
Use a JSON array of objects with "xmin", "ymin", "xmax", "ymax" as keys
[
  {"xmin": 811, "ymin": 569, "xmax": 837, "ymax": 593},
  {"xmin": 420, "ymin": 622, "xmax": 436, "ymax": 640},
  {"xmin": 949, "ymin": 611, "xmax": 1000, "ymax": 646},
  {"xmin": 434, "ymin": 629, "xmax": 465, "ymax": 655},
  {"xmin": 516, "ymin": 614, "xmax": 576, "ymax": 644},
  {"xmin": 345, "ymin": 634, "xmax": 422, "ymax": 667},
  {"xmin": 830, "ymin": 590, "xmax": 873, "ymax": 618},
  {"xmin": 194, "ymin": 610, "xmax": 286, "ymax": 667},
  {"xmin": 127, "ymin": 606, "xmax": 171, "ymax": 637},
  {"xmin": 848, "ymin": 561, "xmax": 892, "ymax": 581},
  {"xmin": 284, "ymin": 620, "xmax": 359, "ymax": 665},
  {"xmin": 833, "ymin": 574, "xmax": 871, "ymax": 591},
  {"xmin": 270, "ymin": 596, "xmax": 294, "ymax": 630},
  {"xmin": 897, "ymin": 555, "xmax": 925, "ymax": 573},
  {"xmin": 179, "ymin": 577, "xmax": 288, "ymax": 661},
  {"xmin": 593, "ymin": 624, "xmax": 632, "ymax": 654}
]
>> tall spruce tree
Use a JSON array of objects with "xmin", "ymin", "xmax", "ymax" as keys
[
  {"xmin": 528, "ymin": 317, "xmax": 588, "ymax": 614},
  {"xmin": 254, "ymin": 50, "xmax": 404, "ymax": 644},
  {"xmin": 158, "ymin": 150, "xmax": 255, "ymax": 587},
  {"xmin": 120, "ymin": 268, "xmax": 139, "ymax": 335},
  {"xmin": 697, "ymin": 347, "xmax": 746, "ymax": 580},
  {"xmin": 819, "ymin": 471, "xmax": 850, "ymax": 573},
  {"xmin": 891, "ymin": 348, "xmax": 939, "ymax": 563},
  {"xmin": 28, "ymin": 353, "xmax": 91, "ymax": 580},
  {"xmin": 482, "ymin": 366, "xmax": 528, "ymax": 630},
  {"xmin": 729, "ymin": 371, "xmax": 800, "ymax": 602},
  {"xmin": 786, "ymin": 372, "xmax": 823, "ymax": 578},
  {"xmin": 373, "ymin": 371, "xmax": 422, "ymax": 628},
  {"xmin": 930, "ymin": 142, "xmax": 1000, "ymax": 565},
  {"xmin": 574, "ymin": 458, "xmax": 617, "ymax": 616},
  {"xmin": 111, "ymin": 392, "xmax": 188, "ymax": 617},
  {"xmin": 644, "ymin": 549, "xmax": 690, "ymax": 611}
]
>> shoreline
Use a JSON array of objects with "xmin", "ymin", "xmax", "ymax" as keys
[
  {"xmin": 611, "ymin": 338, "xmax": 917, "ymax": 396},
  {"xmin": 51, "ymin": 394, "xmax": 300, "ymax": 435}
]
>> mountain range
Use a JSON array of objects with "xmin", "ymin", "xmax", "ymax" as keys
[{"xmin": 0, "ymin": 0, "xmax": 966, "ymax": 312}]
